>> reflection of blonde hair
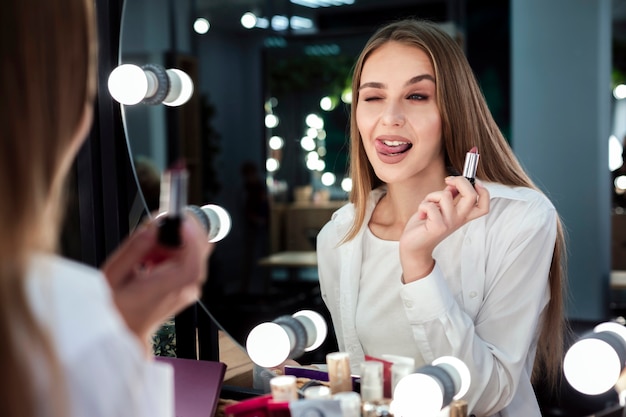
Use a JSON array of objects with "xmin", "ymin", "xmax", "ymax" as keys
[
  {"xmin": 346, "ymin": 19, "xmax": 567, "ymax": 391},
  {"xmin": 0, "ymin": 0, "xmax": 97, "ymax": 415},
  {"xmin": 134, "ymin": 156, "xmax": 162, "ymax": 211}
]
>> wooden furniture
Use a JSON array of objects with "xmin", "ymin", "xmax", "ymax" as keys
[
  {"xmin": 270, "ymin": 201, "xmax": 346, "ymax": 253},
  {"xmin": 219, "ymin": 330, "xmax": 254, "ymax": 387},
  {"xmin": 258, "ymin": 250, "xmax": 317, "ymax": 269}
]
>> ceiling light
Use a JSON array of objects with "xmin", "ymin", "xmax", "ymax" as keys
[
  {"xmin": 290, "ymin": 0, "xmax": 355, "ymax": 7},
  {"xmin": 193, "ymin": 17, "xmax": 210, "ymax": 34},
  {"xmin": 241, "ymin": 12, "xmax": 257, "ymax": 29},
  {"xmin": 271, "ymin": 15, "xmax": 289, "ymax": 31}
]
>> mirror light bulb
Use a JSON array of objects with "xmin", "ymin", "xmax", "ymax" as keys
[
  {"xmin": 293, "ymin": 309, "xmax": 327, "ymax": 351},
  {"xmin": 108, "ymin": 64, "xmax": 148, "ymax": 105},
  {"xmin": 186, "ymin": 204, "xmax": 231, "ymax": 243},
  {"xmin": 163, "ymin": 69, "xmax": 194, "ymax": 106},
  {"xmin": 392, "ymin": 356, "xmax": 471, "ymax": 417},
  {"xmin": 246, "ymin": 322, "xmax": 291, "ymax": 368},
  {"xmin": 108, "ymin": 64, "xmax": 194, "ymax": 107},
  {"xmin": 201, "ymin": 204, "xmax": 231, "ymax": 243},
  {"xmin": 393, "ymin": 373, "xmax": 443, "ymax": 417},
  {"xmin": 564, "ymin": 337, "xmax": 623, "ymax": 395},
  {"xmin": 432, "ymin": 356, "xmax": 471, "ymax": 400},
  {"xmin": 563, "ymin": 322, "xmax": 626, "ymax": 396},
  {"xmin": 246, "ymin": 310, "xmax": 328, "ymax": 368}
]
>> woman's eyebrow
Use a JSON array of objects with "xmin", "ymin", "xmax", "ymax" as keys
[
  {"xmin": 405, "ymin": 74, "xmax": 436, "ymax": 86},
  {"xmin": 358, "ymin": 81, "xmax": 385, "ymax": 91},
  {"xmin": 359, "ymin": 74, "xmax": 436, "ymax": 91}
]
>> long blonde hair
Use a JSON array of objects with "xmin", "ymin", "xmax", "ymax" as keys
[
  {"xmin": 0, "ymin": 0, "xmax": 97, "ymax": 415},
  {"xmin": 345, "ymin": 18, "xmax": 568, "ymax": 391}
]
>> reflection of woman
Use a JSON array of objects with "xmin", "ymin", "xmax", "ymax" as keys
[
  {"xmin": 317, "ymin": 19, "xmax": 567, "ymax": 416},
  {"xmin": 1, "ymin": 0, "xmax": 212, "ymax": 416}
]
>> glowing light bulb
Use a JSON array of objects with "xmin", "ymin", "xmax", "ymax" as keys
[
  {"xmin": 293, "ymin": 309, "xmax": 327, "ymax": 351},
  {"xmin": 108, "ymin": 64, "xmax": 194, "ymax": 107},
  {"xmin": 108, "ymin": 64, "xmax": 149, "ymax": 105},
  {"xmin": 163, "ymin": 69, "xmax": 194, "ymax": 106},
  {"xmin": 186, "ymin": 204, "xmax": 232, "ymax": 243},
  {"xmin": 246, "ymin": 322, "xmax": 292, "ymax": 368},
  {"xmin": 193, "ymin": 17, "xmax": 210, "ymax": 34},
  {"xmin": 246, "ymin": 310, "xmax": 328, "ymax": 368},
  {"xmin": 393, "ymin": 373, "xmax": 443, "ymax": 417},
  {"xmin": 392, "ymin": 356, "xmax": 471, "ymax": 417},
  {"xmin": 241, "ymin": 12, "xmax": 257, "ymax": 29},
  {"xmin": 432, "ymin": 356, "xmax": 471, "ymax": 400},
  {"xmin": 564, "ymin": 322, "xmax": 626, "ymax": 395}
]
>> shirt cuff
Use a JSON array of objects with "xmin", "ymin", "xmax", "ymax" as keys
[{"xmin": 400, "ymin": 262, "xmax": 455, "ymax": 322}]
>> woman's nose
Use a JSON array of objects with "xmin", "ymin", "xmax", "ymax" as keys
[{"xmin": 381, "ymin": 102, "xmax": 406, "ymax": 126}]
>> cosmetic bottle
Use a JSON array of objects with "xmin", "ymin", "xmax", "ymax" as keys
[
  {"xmin": 361, "ymin": 399, "xmax": 393, "ymax": 417},
  {"xmin": 270, "ymin": 375, "xmax": 298, "ymax": 402},
  {"xmin": 326, "ymin": 352, "xmax": 352, "ymax": 394},
  {"xmin": 360, "ymin": 361, "xmax": 384, "ymax": 402},
  {"xmin": 333, "ymin": 392, "xmax": 361, "ymax": 417}
]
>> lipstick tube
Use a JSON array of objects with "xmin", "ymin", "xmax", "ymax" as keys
[
  {"xmin": 462, "ymin": 147, "xmax": 479, "ymax": 186},
  {"xmin": 157, "ymin": 166, "xmax": 188, "ymax": 247}
]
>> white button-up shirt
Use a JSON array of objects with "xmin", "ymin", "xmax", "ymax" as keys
[
  {"xmin": 317, "ymin": 182, "xmax": 557, "ymax": 417},
  {"xmin": 26, "ymin": 254, "xmax": 174, "ymax": 417}
]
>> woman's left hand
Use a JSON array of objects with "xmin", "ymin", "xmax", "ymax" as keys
[
  {"xmin": 101, "ymin": 214, "xmax": 213, "ymax": 350},
  {"xmin": 399, "ymin": 177, "xmax": 489, "ymax": 282}
]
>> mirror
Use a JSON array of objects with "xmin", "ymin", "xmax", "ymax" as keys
[
  {"xmin": 119, "ymin": 0, "xmax": 469, "ymax": 367},
  {"xmin": 119, "ymin": 0, "xmax": 626, "ymax": 380}
]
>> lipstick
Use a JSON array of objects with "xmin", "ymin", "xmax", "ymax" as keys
[
  {"xmin": 462, "ymin": 146, "xmax": 479, "ymax": 187},
  {"xmin": 157, "ymin": 162, "xmax": 188, "ymax": 247}
]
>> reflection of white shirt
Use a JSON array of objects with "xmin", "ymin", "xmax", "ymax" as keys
[
  {"xmin": 26, "ymin": 253, "xmax": 173, "ymax": 417},
  {"xmin": 317, "ymin": 183, "xmax": 556, "ymax": 417}
]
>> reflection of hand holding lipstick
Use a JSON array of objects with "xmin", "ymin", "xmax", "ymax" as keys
[
  {"xmin": 462, "ymin": 146, "xmax": 479, "ymax": 187},
  {"xmin": 157, "ymin": 163, "xmax": 188, "ymax": 247}
]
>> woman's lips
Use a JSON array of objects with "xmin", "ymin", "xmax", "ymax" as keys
[
  {"xmin": 374, "ymin": 138, "xmax": 413, "ymax": 155},
  {"xmin": 373, "ymin": 138, "xmax": 413, "ymax": 164}
]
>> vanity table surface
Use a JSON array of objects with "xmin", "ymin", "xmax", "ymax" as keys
[{"xmin": 219, "ymin": 330, "xmax": 254, "ymax": 387}]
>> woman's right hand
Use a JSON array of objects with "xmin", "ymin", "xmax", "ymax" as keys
[
  {"xmin": 399, "ymin": 177, "xmax": 489, "ymax": 282},
  {"xmin": 101, "ymin": 214, "xmax": 213, "ymax": 350}
]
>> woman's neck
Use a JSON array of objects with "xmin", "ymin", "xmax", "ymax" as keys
[{"xmin": 369, "ymin": 175, "xmax": 446, "ymax": 240}]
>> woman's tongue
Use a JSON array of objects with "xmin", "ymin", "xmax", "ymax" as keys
[{"xmin": 375, "ymin": 139, "xmax": 412, "ymax": 155}]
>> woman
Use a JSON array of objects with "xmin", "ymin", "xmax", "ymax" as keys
[
  {"xmin": 317, "ymin": 19, "xmax": 567, "ymax": 416},
  {"xmin": 1, "ymin": 0, "xmax": 212, "ymax": 416}
]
